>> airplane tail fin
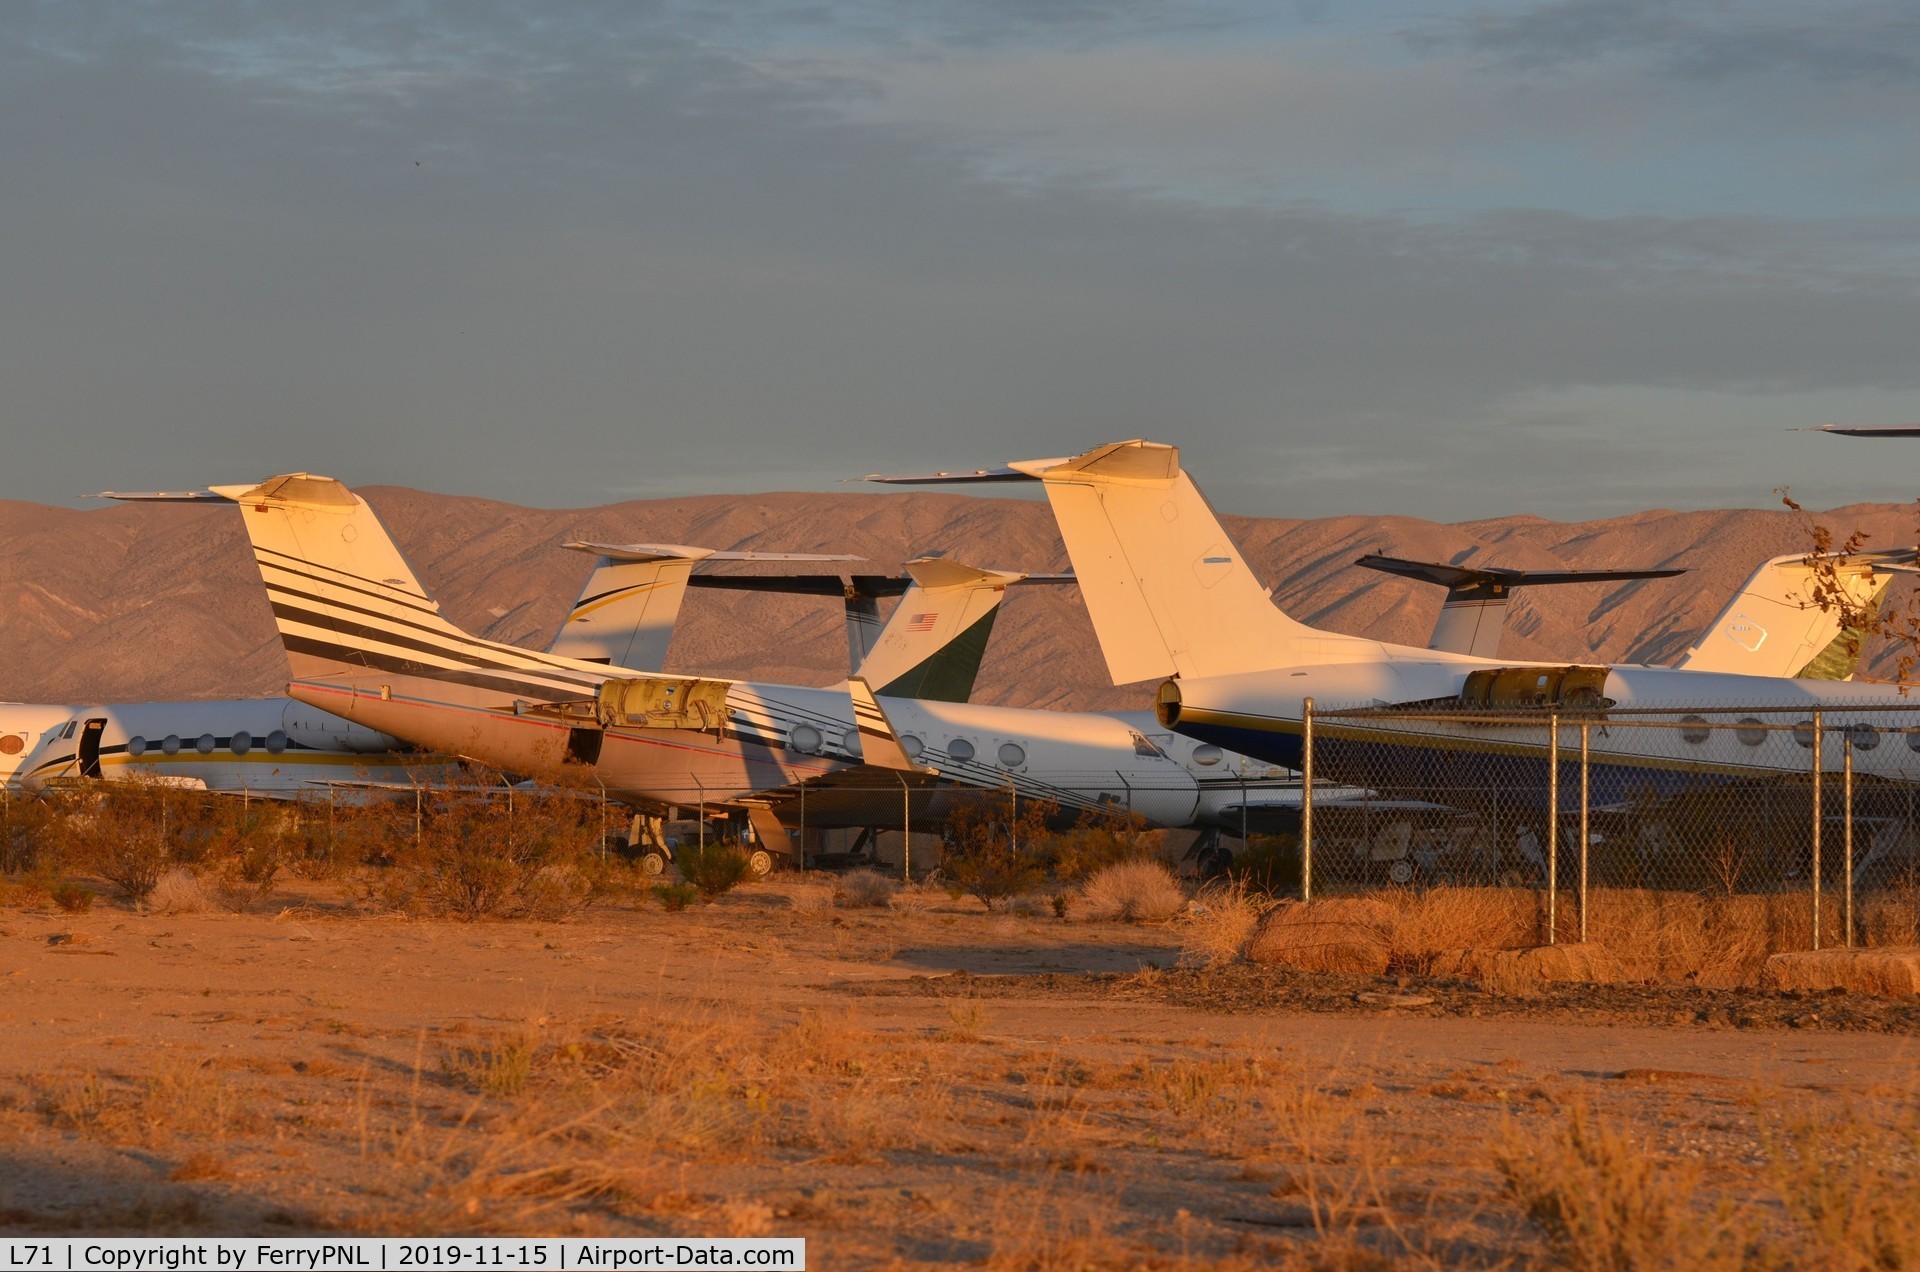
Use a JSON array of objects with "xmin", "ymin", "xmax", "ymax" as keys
[
  {"xmin": 1035, "ymin": 441, "xmax": 1370, "ymax": 683},
  {"xmin": 550, "ymin": 543, "xmax": 860, "ymax": 670},
  {"xmin": 858, "ymin": 557, "xmax": 1069, "ymax": 701},
  {"xmin": 1675, "ymin": 551, "xmax": 1899, "ymax": 680},
  {"xmin": 102, "ymin": 474, "xmax": 617, "ymax": 703}
]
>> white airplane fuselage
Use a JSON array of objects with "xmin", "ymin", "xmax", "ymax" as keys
[{"xmin": 14, "ymin": 698, "xmax": 449, "ymax": 795}]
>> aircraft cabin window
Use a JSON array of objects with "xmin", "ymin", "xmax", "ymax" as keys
[
  {"xmin": 1679, "ymin": 716, "xmax": 1710, "ymax": 745},
  {"xmin": 900, "ymin": 734, "xmax": 925, "ymax": 760},
  {"xmin": 947, "ymin": 737, "xmax": 976, "ymax": 762},
  {"xmin": 1907, "ymin": 728, "xmax": 1920, "ymax": 755},
  {"xmin": 788, "ymin": 724, "xmax": 822, "ymax": 754},
  {"xmin": 1850, "ymin": 723, "xmax": 1881, "ymax": 752},
  {"xmin": 127, "ymin": 736, "xmax": 147, "ymax": 757},
  {"xmin": 1792, "ymin": 720, "xmax": 1816, "ymax": 749},
  {"xmin": 231, "ymin": 731, "xmax": 251, "ymax": 756},
  {"xmin": 0, "ymin": 735, "xmax": 20, "ymax": 757},
  {"xmin": 839, "ymin": 728, "xmax": 860, "ymax": 755},
  {"xmin": 997, "ymin": 741, "xmax": 1027, "ymax": 768},
  {"xmin": 1735, "ymin": 718, "xmax": 1765, "ymax": 747},
  {"xmin": 162, "ymin": 734, "xmax": 182, "ymax": 756},
  {"xmin": 1191, "ymin": 744, "xmax": 1223, "ymax": 766},
  {"xmin": 265, "ymin": 730, "xmax": 288, "ymax": 754},
  {"xmin": 196, "ymin": 733, "xmax": 217, "ymax": 755}
]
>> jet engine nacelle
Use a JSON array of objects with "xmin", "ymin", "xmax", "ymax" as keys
[{"xmin": 281, "ymin": 703, "xmax": 404, "ymax": 754}]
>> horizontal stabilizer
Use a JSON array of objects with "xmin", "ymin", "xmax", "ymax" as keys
[
  {"xmin": 562, "ymin": 541, "xmax": 861, "ymax": 565},
  {"xmin": 859, "ymin": 458, "xmax": 1065, "ymax": 484},
  {"xmin": 91, "ymin": 489, "xmax": 229, "ymax": 502},
  {"xmin": 1356, "ymin": 554, "xmax": 1684, "ymax": 594},
  {"xmin": 1804, "ymin": 424, "xmax": 1920, "ymax": 438},
  {"xmin": 1357, "ymin": 554, "xmax": 1685, "ymax": 659}
]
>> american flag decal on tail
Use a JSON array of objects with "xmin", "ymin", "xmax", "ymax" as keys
[{"xmin": 904, "ymin": 612, "xmax": 938, "ymax": 633}]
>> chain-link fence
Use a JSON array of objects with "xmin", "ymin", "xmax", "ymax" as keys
[{"xmin": 1299, "ymin": 698, "xmax": 1920, "ymax": 952}]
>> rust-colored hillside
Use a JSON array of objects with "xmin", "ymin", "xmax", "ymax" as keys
[{"xmin": 3, "ymin": 488, "xmax": 1914, "ymax": 711}]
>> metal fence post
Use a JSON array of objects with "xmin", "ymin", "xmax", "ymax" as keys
[
  {"xmin": 1579, "ymin": 721, "xmax": 1590, "ymax": 945},
  {"xmin": 1812, "ymin": 710, "xmax": 1823, "ymax": 951},
  {"xmin": 901, "ymin": 775, "xmax": 912, "ymax": 882},
  {"xmin": 1301, "ymin": 697, "xmax": 1314, "ymax": 903},
  {"xmin": 1845, "ymin": 730, "xmax": 1855, "ymax": 949},
  {"xmin": 1547, "ymin": 710, "xmax": 1560, "ymax": 946}
]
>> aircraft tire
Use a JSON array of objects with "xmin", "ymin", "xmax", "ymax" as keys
[
  {"xmin": 639, "ymin": 849, "xmax": 668, "ymax": 878},
  {"xmin": 746, "ymin": 848, "xmax": 775, "ymax": 879},
  {"xmin": 604, "ymin": 833, "xmax": 634, "ymax": 859}
]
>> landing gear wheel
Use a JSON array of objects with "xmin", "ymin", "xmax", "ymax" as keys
[
  {"xmin": 1387, "ymin": 859, "xmax": 1415, "ymax": 886},
  {"xmin": 604, "ymin": 834, "xmax": 633, "ymax": 859},
  {"xmin": 639, "ymin": 849, "xmax": 668, "ymax": 878},
  {"xmin": 746, "ymin": 848, "xmax": 775, "ymax": 879},
  {"xmin": 1197, "ymin": 846, "xmax": 1234, "ymax": 880}
]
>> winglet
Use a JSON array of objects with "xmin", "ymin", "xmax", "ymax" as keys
[{"xmin": 848, "ymin": 677, "xmax": 934, "ymax": 773}]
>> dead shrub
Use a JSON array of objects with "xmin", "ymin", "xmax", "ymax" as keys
[
  {"xmin": 782, "ymin": 881, "xmax": 835, "ymax": 916},
  {"xmin": 941, "ymin": 791, "xmax": 1056, "ymax": 911},
  {"xmin": 68, "ymin": 782, "xmax": 175, "ymax": 902},
  {"xmin": 1246, "ymin": 897, "xmax": 1394, "ymax": 974},
  {"xmin": 833, "ymin": 869, "xmax": 899, "ymax": 908},
  {"xmin": 50, "ymin": 881, "xmax": 95, "ymax": 914},
  {"xmin": 1181, "ymin": 882, "xmax": 1266, "ymax": 966},
  {"xmin": 148, "ymin": 868, "xmax": 212, "ymax": 915},
  {"xmin": 1049, "ymin": 806, "xmax": 1156, "ymax": 882},
  {"xmin": 381, "ymin": 783, "xmax": 603, "ymax": 920},
  {"xmin": 1382, "ymin": 887, "xmax": 1536, "ymax": 973},
  {"xmin": 1074, "ymin": 859, "xmax": 1185, "ymax": 922},
  {"xmin": 1, "ymin": 794, "xmax": 64, "ymax": 874},
  {"xmin": 887, "ymin": 882, "xmax": 942, "ymax": 913},
  {"xmin": 1583, "ymin": 889, "xmax": 1785, "ymax": 986}
]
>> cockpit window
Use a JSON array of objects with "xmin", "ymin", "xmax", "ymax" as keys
[{"xmin": 1129, "ymin": 731, "xmax": 1166, "ymax": 758}]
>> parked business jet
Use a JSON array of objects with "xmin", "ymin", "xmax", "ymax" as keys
[
  {"xmin": 1359, "ymin": 550, "xmax": 1893, "ymax": 678},
  {"xmin": 866, "ymin": 441, "xmax": 1920, "ymax": 801},
  {"xmin": 105, "ymin": 473, "xmax": 1328, "ymax": 868}
]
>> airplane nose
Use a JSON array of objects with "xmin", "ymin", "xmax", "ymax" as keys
[{"xmin": 1155, "ymin": 680, "xmax": 1182, "ymax": 728}]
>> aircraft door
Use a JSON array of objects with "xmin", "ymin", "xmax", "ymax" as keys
[{"xmin": 77, "ymin": 718, "xmax": 109, "ymax": 779}]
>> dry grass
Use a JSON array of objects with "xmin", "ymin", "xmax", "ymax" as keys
[
  {"xmin": 1379, "ymin": 886, "xmax": 1536, "ymax": 972},
  {"xmin": 1245, "ymin": 897, "xmax": 1396, "ymax": 973},
  {"xmin": 832, "ymin": 868, "xmax": 899, "ymax": 908},
  {"xmin": 147, "ymin": 868, "xmax": 212, "ymax": 915},
  {"xmin": 1496, "ymin": 1101, "xmax": 1736, "ymax": 1270},
  {"xmin": 1181, "ymin": 882, "xmax": 1268, "ymax": 966},
  {"xmin": 1073, "ymin": 859, "xmax": 1186, "ymax": 922}
]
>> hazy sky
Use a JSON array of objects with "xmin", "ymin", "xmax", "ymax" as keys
[{"xmin": 4, "ymin": 0, "xmax": 1919, "ymax": 521}]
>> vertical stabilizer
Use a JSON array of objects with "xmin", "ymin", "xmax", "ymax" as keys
[
  {"xmin": 1675, "ymin": 552, "xmax": 1896, "ymax": 680},
  {"xmin": 1036, "ymin": 441, "xmax": 1372, "ymax": 683},
  {"xmin": 550, "ymin": 544, "xmax": 708, "ymax": 669},
  {"xmin": 552, "ymin": 543, "xmax": 863, "ymax": 671},
  {"xmin": 103, "ymin": 476, "xmax": 624, "ymax": 702},
  {"xmin": 860, "ymin": 558, "xmax": 1031, "ymax": 701}
]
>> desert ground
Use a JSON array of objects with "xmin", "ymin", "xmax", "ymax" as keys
[{"xmin": 4, "ymin": 872, "xmax": 1918, "ymax": 1269}]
